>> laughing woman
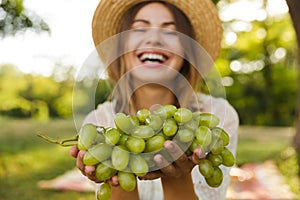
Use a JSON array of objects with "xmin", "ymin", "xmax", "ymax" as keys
[{"xmin": 71, "ymin": 1, "xmax": 239, "ymax": 200}]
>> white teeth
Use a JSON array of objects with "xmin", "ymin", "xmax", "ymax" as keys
[{"xmin": 140, "ymin": 53, "xmax": 166, "ymax": 62}]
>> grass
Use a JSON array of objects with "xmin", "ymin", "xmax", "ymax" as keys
[
  {"xmin": 0, "ymin": 118, "xmax": 299, "ymax": 199},
  {"xmin": 236, "ymin": 126, "xmax": 295, "ymax": 165},
  {"xmin": 0, "ymin": 117, "xmax": 94, "ymax": 200}
]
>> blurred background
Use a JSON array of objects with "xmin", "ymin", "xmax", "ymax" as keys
[{"xmin": 0, "ymin": 0, "xmax": 299, "ymax": 199}]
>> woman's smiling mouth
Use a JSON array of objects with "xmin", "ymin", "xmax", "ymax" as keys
[{"xmin": 138, "ymin": 52, "xmax": 168, "ymax": 64}]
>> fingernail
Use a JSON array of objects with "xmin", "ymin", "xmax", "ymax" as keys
[
  {"xmin": 167, "ymin": 142, "xmax": 174, "ymax": 150},
  {"xmin": 79, "ymin": 150, "xmax": 86, "ymax": 158},
  {"xmin": 112, "ymin": 176, "xmax": 119, "ymax": 186},
  {"xmin": 197, "ymin": 149, "xmax": 205, "ymax": 159},
  {"xmin": 154, "ymin": 155, "xmax": 163, "ymax": 164}
]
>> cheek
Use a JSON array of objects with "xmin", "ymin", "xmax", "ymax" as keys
[
  {"xmin": 123, "ymin": 54, "xmax": 133, "ymax": 71},
  {"xmin": 173, "ymin": 56, "xmax": 184, "ymax": 71},
  {"xmin": 165, "ymin": 37, "xmax": 184, "ymax": 56},
  {"xmin": 126, "ymin": 34, "xmax": 142, "ymax": 52}
]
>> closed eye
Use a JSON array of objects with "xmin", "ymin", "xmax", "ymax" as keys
[
  {"xmin": 163, "ymin": 30, "xmax": 178, "ymax": 36},
  {"xmin": 132, "ymin": 28, "xmax": 147, "ymax": 33}
]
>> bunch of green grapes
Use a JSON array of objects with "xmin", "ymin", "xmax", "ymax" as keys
[
  {"xmin": 74, "ymin": 105, "xmax": 235, "ymax": 200},
  {"xmin": 37, "ymin": 105, "xmax": 235, "ymax": 200}
]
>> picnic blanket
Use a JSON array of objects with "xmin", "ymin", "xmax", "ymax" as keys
[{"xmin": 38, "ymin": 160, "xmax": 297, "ymax": 200}]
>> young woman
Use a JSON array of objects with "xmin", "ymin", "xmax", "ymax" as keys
[{"xmin": 71, "ymin": 1, "xmax": 239, "ymax": 200}]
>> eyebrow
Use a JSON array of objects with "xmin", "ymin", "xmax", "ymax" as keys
[{"xmin": 132, "ymin": 19, "xmax": 176, "ymax": 27}]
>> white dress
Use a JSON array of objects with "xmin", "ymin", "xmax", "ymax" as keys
[{"xmin": 83, "ymin": 93, "xmax": 239, "ymax": 200}]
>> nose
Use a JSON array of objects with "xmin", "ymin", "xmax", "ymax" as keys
[{"xmin": 145, "ymin": 28, "xmax": 163, "ymax": 46}]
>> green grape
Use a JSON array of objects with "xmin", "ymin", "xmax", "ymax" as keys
[
  {"xmin": 156, "ymin": 130, "xmax": 172, "ymax": 140},
  {"xmin": 210, "ymin": 126, "xmax": 224, "ymax": 155},
  {"xmin": 143, "ymin": 152, "xmax": 156, "ymax": 168},
  {"xmin": 125, "ymin": 136, "xmax": 145, "ymax": 153},
  {"xmin": 183, "ymin": 119, "xmax": 199, "ymax": 132},
  {"xmin": 117, "ymin": 134, "xmax": 129, "ymax": 146},
  {"xmin": 111, "ymin": 145, "xmax": 130, "ymax": 171},
  {"xmin": 174, "ymin": 108, "xmax": 193, "ymax": 123},
  {"xmin": 114, "ymin": 113, "xmax": 135, "ymax": 134},
  {"xmin": 136, "ymin": 109, "xmax": 151, "ymax": 123},
  {"xmin": 207, "ymin": 152, "xmax": 223, "ymax": 167},
  {"xmin": 221, "ymin": 130, "xmax": 230, "ymax": 146},
  {"xmin": 129, "ymin": 115, "xmax": 140, "ymax": 126},
  {"xmin": 173, "ymin": 137, "xmax": 190, "ymax": 153},
  {"xmin": 102, "ymin": 159, "xmax": 114, "ymax": 168},
  {"xmin": 132, "ymin": 125, "xmax": 155, "ymax": 139},
  {"xmin": 105, "ymin": 128, "xmax": 120, "ymax": 145},
  {"xmin": 95, "ymin": 161, "xmax": 117, "ymax": 181},
  {"xmin": 211, "ymin": 127, "xmax": 230, "ymax": 146},
  {"xmin": 162, "ymin": 104, "xmax": 178, "ymax": 117},
  {"xmin": 88, "ymin": 143, "xmax": 112, "ymax": 162},
  {"xmin": 153, "ymin": 104, "xmax": 177, "ymax": 118},
  {"xmin": 93, "ymin": 132, "xmax": 105, "ymax": 144},
  {"xmin": 192, "ymin": 111, "xmax": 201, "ymax": 119},
  {"xmin": 221, "ymin": 147, "xmax": 235, "ymax": 167},
  {"xmin": 198, "ymin": 159, "xmax": 214, "ymax": 178},
  {"xmin": 163, "ymin": 118, "xmax": 178, "ymax": 137},
  {"xmin": 205, "ymin": 166, "xmax": 223, "ymax": 188},
  {"xmin": 118, "ymin": 171, "xmax": 137, "ymax": 192},
  {"xmin": 189, "ymin": 140, "xmax": 202, "ymax": 152},
  {"xmin": 210, "ymin": 139, "xmax": 224, "ymax": 155},
  {"xmin": 177, "ymin": 128, "xmax": 194, "ymax": 143},
  {"xmin": 145, "ymin": 114, "xmax": 163, "ymax": 131},
  {"xmin": 198, "ymin": 113, "xmax": 220, "ymax": 128},
  {"xmin": 195, "ymin": 126, "xmax": 212, "ymax": 147},
  {"xmin": 97, "ymin": 183, "xmax": 112, "ymax": 200},
  {"xmin": 129, "ymin": 154, "xmax": 149, "ymax": 176},
  {"xmin": 78, "ymin": 123, "xmax": 98, "ymax": 150},
  {"xmin": 83, "ymin": 151, "xmax": 100, "ymax": 166},
  {"xmin": 145, "ymin": 135, "xmax": 165, "ymax": 152},
  {"xmin": 77, "ymin": 140, "xmax": 85, "ymax": 151}
]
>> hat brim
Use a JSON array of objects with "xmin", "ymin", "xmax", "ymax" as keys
[{"xmin": 92, "ymin": 0, "xmax": 222, "ymax": 61}]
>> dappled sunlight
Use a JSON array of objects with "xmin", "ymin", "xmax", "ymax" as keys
[{"xmin": 230, "ymin": 60, "xmax": 265, "ymax": 74}]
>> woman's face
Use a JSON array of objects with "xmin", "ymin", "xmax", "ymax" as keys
[{"xmin": 124, "ymin": 2, "xmax": 184, "ymax": 83}]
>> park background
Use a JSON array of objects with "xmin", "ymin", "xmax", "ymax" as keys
[{"xmin": 0, "ymin": 0, "xmax": 300, "ymax": 199}]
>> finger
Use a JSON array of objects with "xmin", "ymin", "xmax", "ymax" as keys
[
  {"xmin": 139, "ymin": 170, "xmax": 165, "ymax": 180},
  {"xmin": 154, "ymin": 154, "xmax": 178, "ymax": 177},
  {"xmin": 70, "ymin": 145, "xmax": 79, "ymax": 158},
  {"xmin": 164, "ymin": 140, "xmax": 185, "ymax": 161},
  {"xmin": 164, "ymin": 141, "xmax": 194, "ymax": 173},
  {"xmin": 76, "ymin": 150, "xmax": 86, "ymax": 174},
  {"xmin": 85, "ymin": 165, "xmax": 102, "ymax": 183},
  {"xmin": 191, "ymin": 148, "xmax": 206, "ymax": 164},
  {"xmin": 110, "ymin": 175, "xmax": 119, "ymax": 186}
]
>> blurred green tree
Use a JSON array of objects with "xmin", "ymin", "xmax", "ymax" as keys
[
  {"xmin": 217, "ymin": 0, "xmax": 297, "ymax": 126},
  {"xmin": 0, "ymin": 0, "xmax": 49, "ymax": 37}
]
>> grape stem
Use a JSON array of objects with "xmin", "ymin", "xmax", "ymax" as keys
[{"xmin": 36, "ymin": 133, "xmax": 78, "ymax": 147}]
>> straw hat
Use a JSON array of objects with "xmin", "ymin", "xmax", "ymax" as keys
[{"xmin": 92, "ymin": 0, "xmax": 222, "ymax": 61}]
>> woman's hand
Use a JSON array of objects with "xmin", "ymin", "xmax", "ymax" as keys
[
  {"xmin": 139, "ymin": 140, "xmax": 206, "ymax": 180},
  {"xmin": 70, "ymin": 145, "xmax": 119, "ymax": 184}
]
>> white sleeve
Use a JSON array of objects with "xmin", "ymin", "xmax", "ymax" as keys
[
  {"xmin": 82, "ymin": 101, "xmax": 116, "ymax": 127},
  {"xmin": 192, "ymin": 95, "xmax": 239, "ymax": 200}
]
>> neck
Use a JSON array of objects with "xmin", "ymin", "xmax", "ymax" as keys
[{"xmin": 131, "ymin": 84, "xmax": 177, "ymax": 113}]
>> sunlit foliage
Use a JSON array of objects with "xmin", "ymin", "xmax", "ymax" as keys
[{"xmin": 0, "ymin": 0, "xmax": 49, "ymax": 37}]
